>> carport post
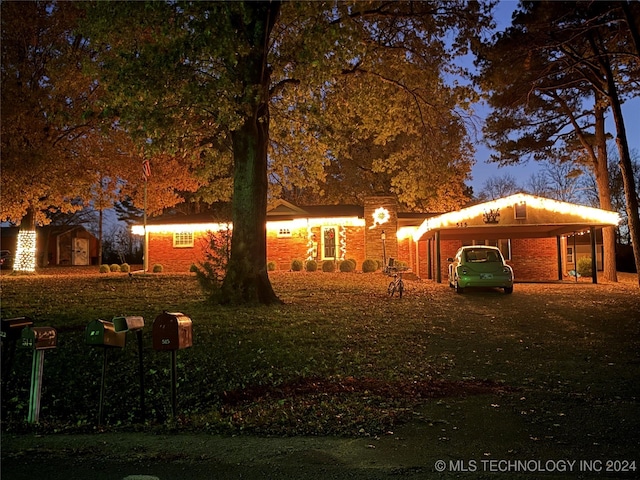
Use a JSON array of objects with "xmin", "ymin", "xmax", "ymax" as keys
[
  {"xmin": 590, "ymin": 227, "xmax": 598, "ymax": 284},
  {"xmin": 435, "ymin": 231, "xmax": 441, "ymax": 284},
  {"xmin": 556, "ymin": 236, "xmax": 563, "ymax": 281}
]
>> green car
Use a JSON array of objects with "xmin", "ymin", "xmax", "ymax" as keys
[{"xmin": 448, "ymin": 246, "xmax": 514, "ymax": 294}]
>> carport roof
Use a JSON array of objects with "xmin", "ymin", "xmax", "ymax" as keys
[{"xmin": 413, "ymin": 193, "xmax": 620, "ymax": 241}]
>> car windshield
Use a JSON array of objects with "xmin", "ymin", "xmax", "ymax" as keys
[{"xmin": 464, "ymin": 249, "xmax": 501, "ymax": 263}]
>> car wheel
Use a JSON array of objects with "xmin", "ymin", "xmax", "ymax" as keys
[
  {"xmin": 504, "ymin": 286, "xmax": 513, "ymax": 294},
  {"xmin": 454, "ymin": 278, "xmax": 464, "ymax": 294}
]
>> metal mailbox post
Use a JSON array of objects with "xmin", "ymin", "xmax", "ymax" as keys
[
  {"xmin": 85, "ymin": 319, "xmax": 126, "ymax": 424},
  {"xmin": 152, "ymin": 312, "xmax": 193, "ymax": 418},
  {"xmin": 19, "ymin": 326, "xmax": 57, "ymax": 423},
  {"xmin": 113, "ymin": 315, "xmax": 146, "ymax": 422}
]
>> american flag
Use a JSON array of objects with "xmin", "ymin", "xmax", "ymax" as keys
[{"xmin": 142, "ymin": 160, "xmax": 151, "ymax": 180}]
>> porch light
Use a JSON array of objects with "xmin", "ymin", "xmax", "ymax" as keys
[{"xmin": 14, "ymin": 230, "xmax": 37, "ymax": 272}]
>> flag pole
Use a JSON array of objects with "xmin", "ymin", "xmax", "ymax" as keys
[{"xmin": 143, "ymin": 160, "xmax": 150, "ymax": 273}]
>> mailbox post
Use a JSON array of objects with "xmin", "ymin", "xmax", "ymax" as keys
[
  {"xmin": 113, "ymin": 315, "xmax": 146, "ymax": 422},
  {"xmin": 152, "ymin": 312, "xmax": 192, "ymax": 419},
  {"xmin": 20, "ymin": 326, "xmax": 57, "ymax": 423},
  {"xmin": 85, "ymin": 319, "xmax": 126, "ymax": 424}
]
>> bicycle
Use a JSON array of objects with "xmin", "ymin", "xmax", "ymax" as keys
[{"xmin": 387, "ymin": 269, "xmax": 405, "ymax": 298}]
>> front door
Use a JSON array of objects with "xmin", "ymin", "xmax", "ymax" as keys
[
  {"xmin": 322, "ymin": 226, "xmax": 337, "ymax": 260},
  {"xmin": 72, "ymin": 238, "xmax": 89, "ymax": 265}
]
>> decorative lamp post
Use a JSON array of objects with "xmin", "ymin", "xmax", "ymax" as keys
[{"xmin": 381, "ymin": 230, "xmax": 387, "ymax": 270}]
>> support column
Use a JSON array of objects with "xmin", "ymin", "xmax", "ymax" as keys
[
  {"xmin": 435, "ymin": 231, "xmax": 441, "ymax": 284},
  {"xmin": 590, "ymin": 227, "xmax": 598, "ymax": 284},
  {"xmin": 556, "ymin": 235, "xmax": 563, "ymax": 281}
]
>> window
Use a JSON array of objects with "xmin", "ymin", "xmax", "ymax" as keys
[
  {"xmin": 567, "ymin": 246, "xmax": 574, "ymax": 263},
  {"xmin": 173, "ymin": 231, "xmax": 194, "ymax": 248},
  {"xmin": 322, "ymin": 226, "xmax": 337, "ymax": 259},
  {"xmin": 514, "ymin": 202, "xmax": 527, "ymax": 219}
]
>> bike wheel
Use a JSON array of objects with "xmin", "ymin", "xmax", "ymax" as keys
[
  {"xmin": 398, "ymin": 280, "xmax": 404, "ymax": 298},
  {"xmin": 388, "ymin": 281, "xmax": 396, "ymax": 297}
]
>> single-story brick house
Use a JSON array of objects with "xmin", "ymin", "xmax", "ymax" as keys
[{"xmin": 132, "ymin": 194, "xmax": 619, "ymax": 283}]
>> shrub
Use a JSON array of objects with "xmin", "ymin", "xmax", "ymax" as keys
[
  {"xmin": 267, "ymin": 261, "xmax": 277, "ymax": 271},
  {"xmin": 109, "ymin": 264, "xmax": 120, "ymax": 272},
  {"xmin": 152, "ymin": 264, "xmax": 163, "ymax": 273},
  {"xmin": 120, "ymin": 263, "xmax": 130, "ymax": 273},
  {"xmin": 189, "ymin": 264, "xmax": 199, "ymax": 273},
  {"xmin": 192, "ymin": 227, "xmax": 231, "ymax": 299},
  {"xmin": 376, "ymin": 259, "xmax": 383, "ymax": 270},
  {"xmin": 362, "ymin": 259, "xmax": 377, "ymax": 273},
  {"xmin": 99, "ymin": 264, "xmax": 110, "ymax": 274},
  {"xmin": 577, "ymin": 257, "xmax": 593, "ymax": 277},
  {"xmin": 322, "ymin": 260, "xmax": 335, "ymax": 272},
  {"xmin": 339, "ymin": 260, "xmax": 355, "ymax": 272},
  {"xmin": 291, "ymin": 259, "xmax": 303, "ymax": 271},
  {"xmin": 347, "ymin": 258, "xmax": 357, "ymax": 270},
  {"xmin": 305, "ymin": 260, "xmax": 318, "ymax": 272}
]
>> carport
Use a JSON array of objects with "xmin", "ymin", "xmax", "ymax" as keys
[{"xmin": 409, "ymin": 193, "xmax": 620, "ymax": 284}]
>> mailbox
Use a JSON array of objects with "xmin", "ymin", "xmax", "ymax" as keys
[
  {"xmin": 85, "ymin": 319, "xmax": 126, "ymax": 348},
  {"xmin": 113, "ymin": 315, "xmax": 145, "ymax": 333},
  {"xmin": 1, "ymin": 317, "xmax": 34, "ymax": 341},
  {"xmin": 152, "ymin": 312, "xmax": 192, "ymax": 351},
  {"xmin": 20, "ymin": 326, "xmax": 57, "ymax": 350}
]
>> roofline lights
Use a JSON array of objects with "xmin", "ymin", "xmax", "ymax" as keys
[
  {"xmin": 131, "ymin": 217, "xmax": 366, "ymax": 236},
  {"xmin": 413, "ymin": 193, "xmax": 620, "ymax": 241},
  {"xmin": 131, "ymin": 223, "xmax": 232, "ymax": 235}
]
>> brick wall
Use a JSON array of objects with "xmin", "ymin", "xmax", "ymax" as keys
[
  {"xmin": 149, "ymin": 222, "xmax": 562, "ymax": 280},
  {"xmin": 510, "ymin": 237, "xmax": 558, "ymax": 281},
  {"xmin": 364, "ymin": 197, "xmax": 397, "ymax": 264},
  {"xmin": 148, "ymin": 232, "xmax": 210, "ymax": 272},
  {"xmin": 414, "ymin": 237, "xmax": 560, "ymax": 283},
  {"xmin": 266, "ymin": 227, "xmax": 310, "ymax": 270},
  {"xmin": 150, "ymin": 224, "xmax": 369, "ymax": 273},
  {"xmin": 265, "ymin": 225, "xmax": 367, "ymax": 270}
]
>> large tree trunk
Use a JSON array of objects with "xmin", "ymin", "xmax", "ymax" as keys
[
  {"xmin": 602, "ymin": 56, "xmax": 640, "ymax": 286},
  {"xmin": 593, "ymin": 99, "xmax": 617, "ymax": 282},
  {"xmin": 220, "ymin": 1, "xmax": 282, "ymax": 305}
]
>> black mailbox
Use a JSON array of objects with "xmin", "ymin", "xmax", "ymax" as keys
[
  {"xmin": 85, "ymin": 319, "xmax": 126, "ymax": 348},
  {"xmin": 1, "ymin": 317, "xmax": 34, "ymax": 342},
  {"xmin": 152, "ymin": 312, "xmax": 192, "ymax": 351},
  {"xmin": 113, "ymin": 315, "xmax": 145, "ymax": 333},
  {"xmin": 20, "ymin": 326, "xmax": 57, "ymax": 350}
]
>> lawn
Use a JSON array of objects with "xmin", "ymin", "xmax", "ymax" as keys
[{"xmin": 1, "ymin": 269, "xmax": 639, "ymax": 464}]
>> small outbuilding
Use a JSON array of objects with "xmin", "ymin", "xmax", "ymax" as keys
[{"xmin": 0, "ymin": 225, "xmax": 100, "ymax": 267}]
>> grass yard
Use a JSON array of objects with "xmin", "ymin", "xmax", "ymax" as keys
[{"xmin": 1, "ymin": 269, "xmax": 639, "ymax": 469}]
